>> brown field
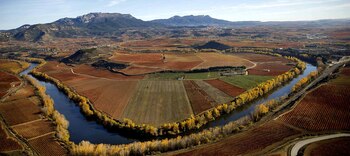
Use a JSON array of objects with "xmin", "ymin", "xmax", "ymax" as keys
[
  {"xmin": 12, "ymin": 120, "xmax": 54, "ymax": 139},
  {"xmin": 110, "ymin": 52, "xmax": 204, "ymax": 75},
  {"xmin": 0, "ymin": 98, "xmax": 41, "ymax": 126},
  {"xmin": 0, "ymin": 124, "xmax": 22, "ymax": 152},
  {"xmin": 5, "ymin": 84, "xmax": 35, "ymax": 102},
  {"xmin": 120, "ymin": 38, "xmax": 207, "ymax": 49},
  {"xmin": 304, "ymin": 137, "xmax": 350, "ymax": 156},
  {"xmin": 39, "ymin": 61, "xmax": 141, "ymax": 119},
  {"xmin": 235, "ymin": 53, "xmax": 293, "ymax": 76},
  {"xmin": 193, "ymin": 53, "xmax": 254, "ymax": 69},
  {"xmin": 340, "ymin": 67, "xmax": 350, "ymax": 76},
  {"xmin": 66, "ymin": 78, "xmax": 139, "ymax": 119},
  {"xmin": 28, "ymin": 134, "xmax": 67, "ymax": 156},
  {"xmin": 109, "ymin": 52, "xmax": 163, "ymax": 63},
  {"xmin": 279, "ymin": 68, "xmax": 350, "ymax": 131},
  {"xmin": 110, "ymin": 52, "xmax": 257, "ymax": 75},
  {"xmin": 248, "ymin": 62, "xmax": 292, "ymax": 76},
  {"xmin": 177, "ymin": 121, "xmax": 300, "ymax": 156},
  {"xmin": 119, "ymin": 66, "xmax": 163, "ymax": 75},
  {"xmin": 40, "ymin": 61, "xmax": 144, "ymax": 80},
  {"xmin": 220, "ymin": 40, "xmax": 303, "ymax": 48},
  {"xmin": 204, "ymin": 79, "xmax": 245, "ymax": 97},
  {"xmin": 183, "ymin": 80, "xmax": 215, "ymax": 114},
  {"xmin": 121, "ymin": 80, "xmax": 193, "ymax": 126},
  {"xmin": 235, "ymin": 53, "xmax": 291, "ymax": 63},
  {"xmin": 0, "ymin": 59, "xmax": 29, "ymax": 74},
  {"xmin": 0, "ymin": 71, "xmax": 20, "ymax": 98},
  {"xmin": 194, "ymin": 80, "xmax": 233, "ymax": 105}
]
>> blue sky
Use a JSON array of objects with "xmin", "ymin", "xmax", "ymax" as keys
[{"xmin": 1, "ymin": 0, "xmax": 350, "ymax": 30}]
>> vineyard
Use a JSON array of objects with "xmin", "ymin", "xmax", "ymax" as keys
[
  {"xmin": 279, "ymin": 67, "xmax": 350, "ymax": 131},
  {"xmin": 204, "ymin": 79, "xmax": 245, "ymax": 97},
  {"xmin": 179, "ymin": 121, "xmax": 300, "ymax": 156},
  {"xmin": 183, "ymin": 80, "xmax": 215, "ymax": 114}
]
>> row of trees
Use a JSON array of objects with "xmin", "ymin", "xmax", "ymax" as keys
[
  {"xmin": 24, "ymin": 75, "xmax": 70, "ymax": 143},
  {"xmin": 71, "ymin": 98, "xmax": 286, "ymax": 155},
  {"xmin": 291, "ymin": 71, "xmax": 318, "ymax": 92},
  {"xmin": 29, "ymin": 54, "xmax": 306, "ymax": 137}
]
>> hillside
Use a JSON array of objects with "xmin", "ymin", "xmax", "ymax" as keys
[
  {"xmin": 151, "ymin": 15, "xmax": 235, "ymax": 27},
  {"xmin": 8, "ymin": 13, "xmax": 161, "ymax": 42}
]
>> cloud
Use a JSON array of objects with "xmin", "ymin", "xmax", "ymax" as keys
[{"xmin": 107, "ymin": 0, "xmax": 126, "ymax": 7}]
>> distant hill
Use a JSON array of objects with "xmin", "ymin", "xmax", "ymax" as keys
[
  {"xmin": 151, "ymin": 15, "xmax": 240, "ymax": 27},
  {"xmin": 8, "ymin": 13, "xmax": 161, "ymax": 42},
  {"xmin": 2, "ymin": 12, "xmax": 350, "ymax": 42},
  {"xmin": 194, "ymin": 41, "xmax": 231, "ymax": 50}
]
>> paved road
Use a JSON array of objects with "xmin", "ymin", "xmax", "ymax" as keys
[{"xmin": 290, "ymin": 133, "xmax": 350, "ymax": 156}]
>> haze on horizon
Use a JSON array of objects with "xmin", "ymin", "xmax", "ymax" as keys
[{"xmin": 1, "ymin": 0, "xmax": 350, "ymax": 30}]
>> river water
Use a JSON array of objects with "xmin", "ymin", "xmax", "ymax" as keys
[{"xmin": 20, "ymin": 63, "xmax": 316, "ymax": 145}]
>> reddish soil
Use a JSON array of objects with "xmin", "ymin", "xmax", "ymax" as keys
[
  {"xmin": 65, "ymin": 78, "xmax": 139, "ymax": 119},
  {"xmin": 279, "ymin": 84, "xmax": 350, "ymax": 131},
  {"xmin": 248, "ymin": 63, "xmax": 292, "ymax": 76},
  {"xmin": 234, "ymin": 53, "xmax": 291, "ymax": 63},
  {"xmin": 120, "ymin": 38, "xmax": 207, "ymax": 49},
  {"xmin": 110, "ymin": 52, "xmax": 163, "ymax": 63},
  {"xmin": 5, "ymin": 85, "xmax": 35, "ymax": 102},
  {"xmin": 306, "ymin": 137, "xmax": 350, "ymax": 156},
  {"xmin": 111, "ymin": 52, "xmax": 204, "ymax": 74},
  {"xmin": 28, "ymin": 134, "xmax": 67, "ymax": 156},
  {"xmin": 119, "ymin": 66, "xmax": 163, "ymax": 75},
  {"xmin": 340, "ymin": 67, "xmax": 350, "ymax": 76},
  {"xmin": 13, "ymin": 120, "xmax": 54, "ymax": 139},
  {"xmin": 234, "ymin": 53, "xmax": 293, "ymax": 76},
  {"xmin": 0, "ymin": 71, "xmax": 20, "ymax": 98},
  {"xmin": 193, "ymin": 53, "xmax": 254, "ymax": 69},
  {"xmin": 73, "ymin": 64, "xmax": 144, "ymax": 80},
  {"xmin": 0, "ymin": 124, "xmax": 22, "ymax": 152},
  {"xmin": 221, "ymin": 40, "xmax": 302, "ymax": 48},
  {"xmin": 0, "ymin": 99, "xmax": 41, "ymax": 126},
  {"xmin": 204, "ymin": 79, "xmax": 245, "ymax": 97},
  {"xmin": 178, "ymin": 121, "xmax": 300, "ymax": 156},
  {"xmin": 183, "ymin": 81, "xmax": 215, "ymax": 114}
]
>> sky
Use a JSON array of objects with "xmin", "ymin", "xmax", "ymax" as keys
[{"xmin": 0, "ymin": 0, "xmax": 350, "ymax": 30}]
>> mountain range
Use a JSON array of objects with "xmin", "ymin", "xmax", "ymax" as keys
[{"xmin": 2, "ymin": 12, "xmax": 350, "ymax": 42}]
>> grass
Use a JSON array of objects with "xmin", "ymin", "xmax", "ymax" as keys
[
  {"xmin": 220, "ymin": 75, "xmax": 273, "ymax": 90},
  {"xmin": 147, "ymin": 72, "xmax": 272, "ymax": 89}
]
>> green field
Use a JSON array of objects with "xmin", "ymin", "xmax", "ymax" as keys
[
  {"xmin": 220, "ymin": 75, "xmax": 273, "ymax": 89},
  {"xmin": 121, "ymin": 80, "xmax": 193, "ymax": 126},
  {"xmin": 147, "ymin": 71, "xmax": 272, "ymax": 90}
]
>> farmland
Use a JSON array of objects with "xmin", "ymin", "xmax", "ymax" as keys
[
  {"xmin": 67, "ymin": 78, "xmax": 139, "ymax": 119},
  {"xmin": 235, "ymin": 53, "xmax": 294, "ymax": 76},
  {"xmin": 121, "ymin": 80, "xmax": 192, "ymax": 126},
  {"xmin": 220, "ymin": 75, "xmax": 273, "ymax": 89},
  {"xmin": 0, "ymin": 59, "xmax": 29, "ymax": 74},
  {"xmin": 33, "ymin": 52, "xmax": 293, "ymax": 126},
  {"xmin": 279, "ymin": 67, "xmax": 350, "ymax": 131},
  {"xmin": 183, "ymin": 80, "xmax": 215, "ymax": 114},
  {"xmin": 110, "ymin": 52, "xmax": 255, "ymax": 75},
  {"xmin": 204, "ymin": 79, "xmax": 245, "ymax": 97},
  {"xmin": 0, "ymin": 123, "xmax": 22, "ymax": 153},
  {"xmin": 194, "ymin": 80, "xmax": 233, "ymax": 104},
  {"xmin": 0, "ymin": 71, "xmax": 20, "ymax": 98},
  {"xmin": 176, "ymin": 121, "xmax": 301, "ymax": 156},
  {"xmin": 303, "ymin": 137, "xmax": 350, "ymax": 156},
  {"xmin": 0, "ymin": 62, "xmax": 67, "ymax": 155}
]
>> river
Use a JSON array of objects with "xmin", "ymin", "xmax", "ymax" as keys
[{"xmin": 20, "ymin": 63, "xmax": 316, "ymax": 145}]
